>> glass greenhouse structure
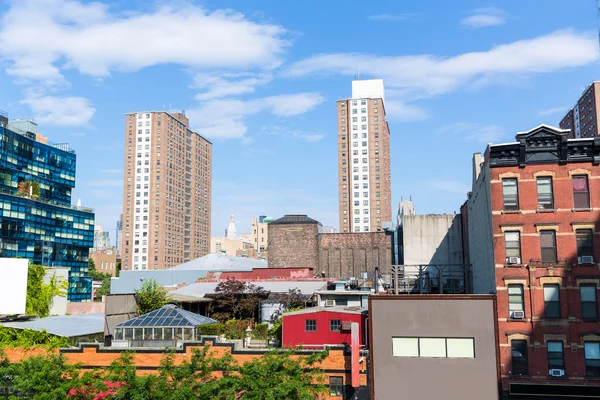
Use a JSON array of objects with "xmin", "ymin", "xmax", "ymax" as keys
[{"xmin": 112, "ymin": 304, "xmax": 217, "ymax": 348}]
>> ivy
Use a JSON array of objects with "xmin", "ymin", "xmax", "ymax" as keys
[
  {"xmin": 0, "ymin": 327, "xmax": 70, "ymax": 350},
  {"xmin": 26, "ymin": 264, "xmax": 68, "ymax": 318}
]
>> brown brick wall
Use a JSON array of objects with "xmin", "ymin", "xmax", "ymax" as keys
[
  {"xmin": 268, "ymin": 221, "xmax": 392, "ymax": 279},
  {"xmin": 268, "ymin": 223, "xmax": 320, "ymax": 270},
  {"xmin": 319, "ymin": 232, "xmax": 392, "ymax": 278}
]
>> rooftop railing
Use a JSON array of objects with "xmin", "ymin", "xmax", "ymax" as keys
[
  {"xmin": 389, "ymin": 264, "xmax": 473, "ymax": 295},
  {"xmin": 0, "ymin": 187, "xmax": 94, "ymax": 213}
]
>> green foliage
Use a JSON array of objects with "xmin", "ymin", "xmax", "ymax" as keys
[
  {"xmin": 0, "ymin": 346, "xmax": 328, "ymax": 400},
  {"xmin": 224, "ymin": 320, "xmax": 249, "ymax": 340},
  {"xmin": 26, "ymin": 264, "xmax": 67, "ymax": 318},
  {"xmin": 268, "ymin": 322, "xmax": 282, "ymax": 342},
  {"xmin": 88, "ymin": 269, "xmax": 112, "ymax": 301},
  {"xmin": 88, "ymin": 258, "xmax": 95, "ymax": 271},
  {"xmin": 134, "ymin": 279, "xmax": 171, "ymax": 315},
  {"xmin": 209, "ymin": 278, "xmax": 266, "ymax": 322},
  {"xmin": 252, "ymin": 324, "xmax": 268, "ymax": 340},
  {"xmin": 197, "ymin": 323, "xmax": 225, "ymax": 337},
  {"xmin": 0, "ymin": 327, "xmax": 70, "ymax": 350}
]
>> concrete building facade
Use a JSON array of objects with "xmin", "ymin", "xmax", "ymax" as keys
[
  {"xmin": 464, "ymin": 124, "xmax": 600, "ymax": 398},
  {"xmin": 121, "ymin": 111, "xmax": 212, "ymax": 271},
  {"xmin": 115, "ymin": 217, "xmax": 122, "ymax": 256},
  {"xmin": 93, "ymin": 225, "xmax": 110, "ymax": 251},
  {"xmin": 337, "ymin": 79, "xmax": 392, "ymax": 233},
  {"xmin": 268, "ymin": 214, "xmax": 392, "ymax": 278},
  {"xmin": 559, "ymin": 81, "xmax": 600, "ymax": 139},
  {"xmin": 369, "ymin": 295, "xmax": 499, "ymax": 400}
]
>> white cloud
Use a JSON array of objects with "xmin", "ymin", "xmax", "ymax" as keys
[
  {"xmin": 437, "ymin": 122, "xmax": 506, "ymax": 143},
  {"xmin": 285, "ymin": 30, "xmax": 599, "ymax": 105},
  {"xmin": 187, "ymin": 93, "xmax": 325, "ymax": 139},
  {"xmin": 0, "ymin": 0, "xmax": 288, "ymax": 83},
  {"xmin": 461, "ymin": 8, "xmax": 508, "ymax": 29},
  {"xmin": 290, "ymin": 131, "xmax": 325, "ymax": 142},
  {"xmin": 20, "ymin": 95, "xmax": 95, "ymax": 126},
  {"xmin": 368, "ymin": 14, "xmax": 422, "ymax": 22},
  {"xmin": 193, "ymin": 72, "xmax": 272, "ymax": 100},
  {"xmin": 538, "ymin": 106, "xmax": 568, "ymax": 116},
  {"xmin": 385, "ymin": 99, "xmax": 428, "ymax": 121}
]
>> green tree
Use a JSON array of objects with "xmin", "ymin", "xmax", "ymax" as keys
[
  {"xmin": 88, "ymin": 269, "xmax": 112, "ymax": 301},
  {"xmin": 88, "ymin": 257, "xmax": 95, "ymax": 271},
  {"xmin": 134, "ymin": 279, "xmax": 171, "ymax": 315},
  {"xmin": 26, "ymin": 264, "xmax": 67, "ymax": 318}
]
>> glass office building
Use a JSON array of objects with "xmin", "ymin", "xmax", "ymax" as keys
[{"xmin": 0, "ymin": 111, "xmax": 94, "ymax": 301}]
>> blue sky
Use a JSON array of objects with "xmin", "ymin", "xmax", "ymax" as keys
[{"xmin": 0, "ymin": 0, "xmax": 598, "ymax": 240}]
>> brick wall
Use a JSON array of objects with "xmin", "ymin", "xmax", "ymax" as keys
[
  {"xmin": 4, "ymin": 341, "xmax": 367, "ymax": 399},
  {"xmin": 491, "ymin": 161, "xmax": 600, "ymax": 392},
  {"xmin": 319, "ymin": 232, "xmax": 391, "ymax": 278},
  {"xmin": 268, "ymin": 223, "xmax": 319, "ymax": 270}
]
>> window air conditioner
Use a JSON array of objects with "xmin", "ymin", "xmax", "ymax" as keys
[
  {"xmin": 511, "ymin": 311, "xmax": 525, "ymax": 319},
  {"xmin": 507, "ymin": 257, "xmax": 521, "ymax": 265},
  {"xmin": 325, "ymin": 299, "xmax": 336, "ymax": 307},
  {"xmin": 578, "ymin": 256, "xmax": 595, "ymax": 265},
  {"xmin": 341, "ymin": 322, "xmax": 352, "ymax": 331},
  {"xmin": 549, "ymin": 369, "xmax": 564, "ymax": 377}
]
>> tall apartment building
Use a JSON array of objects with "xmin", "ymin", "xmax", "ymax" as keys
[
  {"xmin": 121, "ymin": 111, "xmax": 212, "ymax": 271},
  {"xmin": 464, "ymin": 124, "xmax": 600, "ymax": 398},
  {"xmin": 559, "ymin": 81, "xmax": 599, "ymax": 138},
  {"xmin": 115, "ymin": 217, "xmax": 122, "ymax": 256},
  {"xmin": 93, "ymin": 225, "xmax": 110, "ymax": 251},
  {"xmin": 0, "ymin": 112, "xmax": 94, "ymax": 301},
  {"xmin": 337, "ymin": 79, "xmax": 392, "ymax": 233}
]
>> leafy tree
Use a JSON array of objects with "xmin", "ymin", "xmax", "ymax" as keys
[
  {"xmin": 0, "ymin": 327, "xmax": 70, "ymax": 350},
  {"xmin": 88, "ymin": 269, "xmax": 112, "ymax": 302},
  {"xmin": 269, "ymin": 288, "xmax": 307, "ymax": 324},
  {"xmin": 134, "ymin": 279, "xmax": 171, "ymax": 315},
  {"xmin": 26, "ymin": 264, "xmax": 67, "ymax": 317},
  {"xmin": 210, "ymin": 278, "xmax": 267, "ymax": 322},
  {"xmin": 88, "ymin": 258, "xmax": 95, "ymax": 271}
]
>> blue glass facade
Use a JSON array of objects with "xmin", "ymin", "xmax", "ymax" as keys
[{"xmin": 0, "ymin": 118, "xmax": 94, "ymax": 302}]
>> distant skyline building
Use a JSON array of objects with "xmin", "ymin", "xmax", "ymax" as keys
[
  {"xmin": 121, "ymin": 111, "xmax": 212, "ymax": 271},
  {"xmin": 0, "ymin": 112, "xmax": 94, "ymax": 302},
  {"xmin": 337, "ymin": 79, "xmax": 392, "ymax": 233},
  {"xmin": 93, "ymin": 225, "xmax": 110, "ymax": 251},
  {"xmin": 397, "ymin": 199, "xmax": 416, "ymax": 226},
  {"xmin": 115, "ymin": 217, "xmax": 123, "ymax": 256},
  {"xmin": 559, "ymin": 81, "xmax": 599, "ymax": 138}
]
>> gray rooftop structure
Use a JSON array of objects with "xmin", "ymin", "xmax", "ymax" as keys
[
  {"xmin": 269, "ymin": 214, "xmax": 321, "ymax": 225},
  {"xmin": 171, "ymin": 280, "xmax": 327, "ymax": 299},
  {"xmin": 2, "ymin": 313, "xmax": 104, "ymax": 338},
  {"xmin": 116, "ymin": 305, "xmax": 216, "ymax": 328},
  {"xmin": 110, "ymin": 253, "xmax": 268, "ymax": 294}
]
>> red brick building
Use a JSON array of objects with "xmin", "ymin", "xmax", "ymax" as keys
[
  {"xmin": 464, "ymin": 125, "xmax": 600, "ymax": 398},
  {"xmin": 282, "ymin": 306, "xmax": 368, "ymax": 349}
]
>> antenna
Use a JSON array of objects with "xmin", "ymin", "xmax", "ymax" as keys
[{"xmin": 356, "ymin": 68, "xmax": 360, "ymax": 80}]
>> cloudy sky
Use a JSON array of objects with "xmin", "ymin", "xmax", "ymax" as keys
[{"xmin": 0, "ymin": 0, "xmax": 598, "ymax": 240}]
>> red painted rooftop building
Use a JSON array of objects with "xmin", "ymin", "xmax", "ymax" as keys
[
  {"xmin": 282, "ymin": 306, "xmax": 368, "ymax": 349},
  {"xmin": 463, "ymin": 125, "xmax": 600, "ymax": 399}
]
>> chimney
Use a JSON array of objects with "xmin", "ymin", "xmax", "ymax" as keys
[{"xmin": 472, "ymin": 153, "xmax": 483, "ymax": 188}]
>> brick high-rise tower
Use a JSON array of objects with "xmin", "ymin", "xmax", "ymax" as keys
[
  {"xmin": 559, "ymin": 81, "xmax": 600, "ymax": 138},
  {"xmin": 121, "ymin": 111, "xmax": 212, "ymax": 271},
  {"xmin": 337, "ymin": 79, "xmax": 392, "ymax": 233}
]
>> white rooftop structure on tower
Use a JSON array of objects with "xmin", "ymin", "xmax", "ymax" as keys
[
  {"xmin": 352, "ymin": 79, "xmax": 385, "ymax": 102},
  {"xmin": 226, "ymin": 213, "xmax": 237, "ymax": 239}
]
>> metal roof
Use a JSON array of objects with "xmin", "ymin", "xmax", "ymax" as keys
[
  {"xmin": 167, "ymin": 253, "xmax": 268, "ymax": 271},
  {"xmin": 2, "ymin": 313, "xmax": 104, "ymax": 338},
  {"xmin": 283, "ymin": 306, "xmax": 367, "ymax": 316},
  {"xmin": 172, "ymin": 280, "xmax": 327, "ymax": 299},
  {"xmin": 269, "ymin": 214, "xmax": 321, "ymax": 225},
  {"xmin": 116, "ymin": 305, "xmax": 216, "ymax": 328}
]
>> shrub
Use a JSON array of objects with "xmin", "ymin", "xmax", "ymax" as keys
[
  {"xmin": 197, "ymin": 323, "xmax": 224, "ymax": 337},
  {"xmin": 224, "ymin": 320, "xmax": 250, "ymax": 340},
  {"xmin": 252, "ymin": 323, "xmax": 268, "ymax": 340},
  {"xmin": 268, "ymin": 322, "xmax": 282, "ymax": 342}
]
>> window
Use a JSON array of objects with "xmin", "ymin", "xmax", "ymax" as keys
[
  {"xmin": 330, "ymin": 320, "xmax": 341, "ymax": 332},
  {"xmin": 329, "ymin": 377, "xmax": 344, "ymax": 397},
  {"xmin": 305, "ymin": 320, "xmax": 316, "ymax": 332},
  {"xmin": 585, "ymin": 342, "xmax": 600, "ymax": 376},
  {"xmin": 577, "ymin": 229, "xmax": 594, "ymax": 260},
  {"xmin": 505, "ymin": 232, "xmax": 521, "ymax": 263},
  {"xmin": 508, "ymin": 284, "xmax": 524, "ymax": 317},
  {"xmin": 547, "ymin": 341, "xmax": 564, "ymax": 370},
  {"xmin": 392, "ymin": 337, "xmax": 474, "ymax": 358},
  {"xmin": 540, "ymin": 230, "xmax": 557, "ymax": 263},
  {"xmin": 537, "ymin": 177, "xmax": 554, "ymax": 209},
  {"xmin": 581, "ymin": 284, "xmax": 598, "ymax": 320},
  {"xmin": 544, "ymin": 284, "xmax": 560, "ymax": 319},
  {"xmin": 573, "ymin": 175, "xmax": 590, "ymax": 208},
  {"xmin": 511, "ymin": 340, "xmax": 529, "ymax": 375},
  {"xmin": 502, "ymin": 179, "xmax": 519, "ymax": 211}
]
